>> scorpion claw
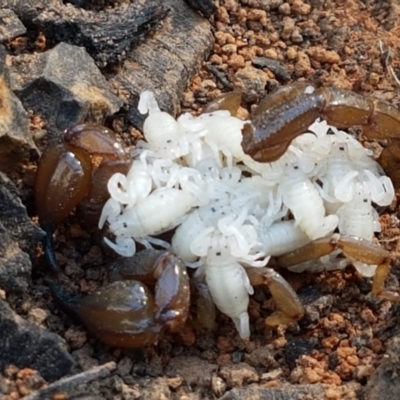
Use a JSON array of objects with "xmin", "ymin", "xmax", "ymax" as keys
[
  {"xmin": 50, "ymin": 250, "xmax": 191, "ymax": 348},
  {"xmin": 35, "ymin": 124, "xmax": 130, "ymax": 271}
]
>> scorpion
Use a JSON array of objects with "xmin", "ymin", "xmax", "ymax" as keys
[{"xmin": 35, "ymin": 83, "xmax": 400, "ymax": 346}]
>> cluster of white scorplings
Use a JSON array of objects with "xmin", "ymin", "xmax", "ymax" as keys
[{"xmin": 99, "ymin": 89, "xmax": 395, "ymax": 339}]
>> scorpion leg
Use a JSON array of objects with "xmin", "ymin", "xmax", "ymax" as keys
[
  {"xmin": 336, "ymin": 235, "xmax": 399, "ymax": 301},
  {"xmin": 246, "ymin": 267, "xmax": 304, "ymax": 327},
  {"xmin": 192, "ymin": 275, "xmax": 216, "ymax": 330},
  {"xmin": 372, "ymin": 263, "xmax": 399, "ymax": 301},
  {"xmin": 277, "ymin": 234, "xmax": 340, "ymax": 267},
  {"xmin": 278, "ymin": 233, "xmax": 399, "ymax": 302}
]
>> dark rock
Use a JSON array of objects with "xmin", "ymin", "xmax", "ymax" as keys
[
  {"xmin": 206, "ymin": 64, "xmax": 233, "ymax": 90},
  {"xmin": 0, "ymin": 45, "xmax": 38, "ymax": 173},
  {"xmin": 112, "ymin": 0, "xmax": 214, "ymax": 130},
  {"xmin": 35, "ymin": 2, "xmax": 168, "ymax": 67},
  {"xmin": 298, "ymin": 285, "xmax": 333, "ymax": 329},
  {"xmin": 251, "ymin": 56, "xmax": 291, "ymax": 81},
  {"xmin": 0, "ymin": 299, "xmax": 74, "ymax": 382},
  {"xmin": 283, "ymin": 338, "xmax": 317, "ymax": 369},
  {"xmin": 184, "ymin": 0, "xmax": 217, "ymax": 18},
  {"xmin": 0, "ymin": 9, "xmax": 26, "ymax": 42},
  {"xmin": 364, "ymin": 331, "xmax": 400, "ymax": 399},
  {"xmin": 0, "ymin": 221, "xmax": 32, "ymax": 293},
  {"xmin": 9, "ymin": 42, "xmax": 123, "ymax": 136},
  {"xmin": 0, "ymin": 172, "xmax": 44, "ymax": 293},
  {"xmin": 0, "ymin": 172, "xmax": 44, "ymax": 256}
]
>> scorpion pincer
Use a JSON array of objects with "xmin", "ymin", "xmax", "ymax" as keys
[
  {"xmin": 49, "ymin": 249, "xmax": 190, "ymax": 348},
  {"xmin": 241, "ymin": 83, "xmax": 400, "ymax": 187},
  {"xmin": 35, "ymin": 124, "xmax": 131, "ymax": 270}
]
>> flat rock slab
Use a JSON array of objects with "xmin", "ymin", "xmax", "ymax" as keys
[
  {"xmin": 9, "ymin": 42, "xmax": 123, "ymax": 136},
  {"xmin": 35, "ymin": 1, "xmax": 168, "ymax": 66},
  {"xmin": 112, "ymin": 0, "xmax": 214, "ymax": 130},
  {"xmin": 0, "ymin": 299, "xmax": 74, "ymax": 382}
]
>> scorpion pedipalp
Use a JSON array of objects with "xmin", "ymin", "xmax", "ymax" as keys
[
  {"xmin": 50, "ymin": 250, "xmax": 191, "ymax": 348},
  {"xmin": 277, "ymin": 233, "xmax": 399, "ymax": 302},
  {"xmin": 241, "ymin": 83, "xmax": 400, "ymax": 189},
  {"xmin": 35, "ymin": 124, "xmax": 131, "ymax": 271}
]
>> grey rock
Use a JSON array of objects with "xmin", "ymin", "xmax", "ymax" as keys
[
  {"xmin": 112, "ymin": 0, "xmax": 214, "ymax": 130},
  {"xmin": 9, "ymin": 42, "xmax": 123, "ymax": 136},
  {"xmin": 0, "ymin": 0, "xmax": 61, "ymax": 24},
  {"xmin": 0, "ymin": 172, "xmax": 44, "ymax": 256},
  {"xmin": 221, "ymin": 384, "xmax": 336, "ymax": 400},
  {"xmin": 298, "ymin": 285, "xmax": 334, "ymax": 329},
  {"xmin": 0, "ymin": 45, "xmax": 38, "ymax": 172},
  {"xmin": 0, "ymin": 9, "xmax": 26, "ymax": 42},
  {"xmin": 0, "ymin": 172, "xmax": 44, "ymax": 293},
  {"xmin": 0, "ymin": 221, "xmax": 31, "ymax": 293},
  {"xmin": 364, "ymin": 329, "xmax": 400, "ymax": 399},
  {"xmin": 166, "ymin": 356, "xmax": 218, "ymax": 387},
  {"xmin": 206, "ymin": 64, "xmax": 233, "ymax": 90},
  {"xmin": 35, "ymin": 1, "xmax": 168, "ymax": 67},
  {"xmin": 283, "ymin": 338, "xmax": 317, "ymax": 369},
  {"xmin": 242, "ymin": 0, "xmax": 284, "ymax": 11},
  {"xmin": 233, "ymin": 66, "xmax": 269, "ymax": 103},
  {"xmin": 0, "ymin": 298, "xmax": 74, "ymax": 382}
]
